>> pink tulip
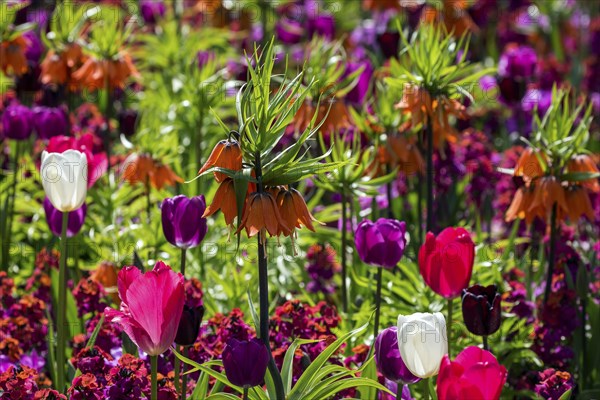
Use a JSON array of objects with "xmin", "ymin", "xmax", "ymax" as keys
[
  {"xmin": 437, "ymin": 346, "xmax": 507, "ymax": 400},
  {"xmin": 105, "ymin": 261, "xmax": 185, "ymax": 356}
]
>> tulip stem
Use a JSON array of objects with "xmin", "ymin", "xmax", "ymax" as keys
[
  {"xmin": 254, "ymin": 151, "xmax": 285, "ymax": 400},
  {"xmin": 1, "ymin": 140, "xmax": 21, "ymax": 270},
  {"xmin": 174, "ymin": 353, "xmax": 180, "ymax": 393},
  {"xmin": 151, "ymin": 355, "xmax": 158, "ymax": 400},
  {"xmin": 422, "ymin": 378, "xmax": 430, "ymax": 400},
  {"xmin": 482, "ymin": 335, "xmax": 489, "ymax": 351},
  {"xmin": 180, "ymin": 248, "xmax": 187, "ymax": 277},
  {"xmin": 425, "ymin": 118, "xmax": 434, "ymax": 232},
  {"xmin": 543, "ymin": 203, "xmax": 558, "ymax": 308},
  {"xmin": 243, "ymin": 387, "xmax": 249, "ymax": 400},
  {"xmin": 103, "ymin": 79, "xmax": 112, "ymax": 176},
  {"xmin": 447, "ymin": 298, "xmax": 453, "ymax": 358},
  {"xmin": 340, "ymin": 190, "xmax": 349, "ymax": 313},
  {"xmin": 385, "ymin": 163, "xmax": 394, "ymax": 219},
  {"xmin": 56, "ymin": 211, "xmax": 69, "ymax": 393},
  {"xmin": 181, "ymin": 346, "xmax": 189, "ymax": 400},
  {"xmin": 373, "ymin": 268, "xmax": 383, "ymax": 339}
]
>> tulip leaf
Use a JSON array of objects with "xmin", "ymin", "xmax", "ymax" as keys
[
  {"xmin": 205, "ymin": 394, "xmax": 241, "ymax": 400},
  {"xmin": 191, "ymin": 371, "xmax": 209, "ymax": 400},
  {"xmin": 558, "ymin": 389, "xmax": 573, "ymax": 400},
  {"xmin": 282, "ymin": 338, "xmax": 320, "ymax": 394},
  {"xmin": 85, "ymin": 313, "xmax": 105, "ymax": 349}
]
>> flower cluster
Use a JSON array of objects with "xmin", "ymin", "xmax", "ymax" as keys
[{"xmin": 305, "ymin": 243, "xmax": 341, "ymax": 294}]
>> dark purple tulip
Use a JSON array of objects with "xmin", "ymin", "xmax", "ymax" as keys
[
  {"xmin": 175, "ymin": 305, "xmax": 204, "ymax": 346},
  {"xmin": 140, "ymin": 0, "xmax": 166, "ymax": 24},
  {"xmin": 355, "ymin": 218, "xmax": 407, "ymax": 268},
  {"xmin": 375, "ymin": 327, "xmax": 420, "ymax": 385},
  {"xmin": 498, "ymin": 45, "xmax": 538, "ymax": 79},
  {"xmin": 222, "ymin": 338, "xmax": 269, "ymax": 388},
  {"xmin": 33, "ymin": 106, "xmax": 68, "ymax": 139},
  {"xmin": 1, "ymin": 104, "xmax": 33, "ymax": 141},
  {"xmin": 461, "ymin": 284, "xmax": 502, "ymax": 336},
  {"xmin": 43, "ymin": 197, "xmax": 87, "ymax": 238},
  {"xmin": 161, "ymin": 195, "xmax": 207, "ymax": 249},
  {"xmin": 118, "ymin": 109, "xmax": 138, "ymax": 137},
  {"xmin": 377, "ymin": 31, "xmax": 400, "ymax": 59}
]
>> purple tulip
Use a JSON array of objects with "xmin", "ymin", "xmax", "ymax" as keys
[
  {"xmin": 1, "ymin": 104, "xmax": 33, "ymax": 141},
  {"xmin": 197, "ymin": 51, "xmax": 215, "ymax": 69},
  {"xmin": 140, "ymin": 0, "xmax": 166, "ymax": 24},
  {"xmin": 43, "ymin": 197, "xmax": 87, "ymax": 237},
  {"xmin": 344, "ymin": 59, "xmax": 373, "ymax": 106},
  {"xmin": 24, "ymin": 31, "xmax": 43, "ymax": 64},
  {"xmin": 33, "ymin": 106, "xmax": 68, "ymax": 139},
  {"xmin": 377, "ymin": 31, "xmax": 400, "ymax": 59},
  {"xmin": 498, "ymin": 45, "xmax": 538, "ymax": 79},
  {"xmin": 222, "ymin": 338, "xmax": 269, "ymax": 388},
  {"xmin": 355, "ymin": 218, "xmax": 407, "ymax": 268},
  {"xmin": 161, "ymin": 195, "xmax": 208, "ymax": 249},
  {"xmin": 375, "ymin": 327, "xmax": 420, "ymax": 385},
  {"xmin": 275, "ymin": 18, "xmax": 305, "ymax": 44},
  {"xmin": 308, "ymin": 14, "xmax": 335, "ymax": 40}
]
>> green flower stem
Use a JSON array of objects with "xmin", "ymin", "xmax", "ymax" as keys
[
  {"xmin": 373, "ymin": 267, "xmax": 383, "ymax": 339},
  {"xmin": 103, "ymin": 79, "xmax": 112, "ymax": 176},
  {"xmin": 180, "ymin": 248, "xmax": 187, "ymax": 277},
  {"xmin": 425, "ymin": 119, "xmax": 434, "ymax": 233},
  {"xmin": 174, "ymin": 353, "xmax": 180, "ymax": 393},
  {"xmin": 243, "ymin": 387, "xmax": 249, "ymax": 400},
  {"xmin": 385, "ymin": 163, "xmax": 394, "ymax": 219},
  {"xmin": 254, "ymin": 151, "xmax": 285, "ymax": 400},
  {"xmin": 447, "ymin": 297, "xmax": 453, "ymax": 358},
  {"xmin": 483, "ymin": 335, "xmax": 489, "ymax": 351},
  {"xmin": 340, "ymin": 189, "xmax": 349, "ymax": 313},
  {"xmin": 151, "ymin": 355, "xmax": 158, "ymax": 400},
  {"xmin": 56, "ymin": 211, "xmax": 69, "ymax": 392},
  {"xmin": 181, "ymin": 346, "xmax": 189, "ymax": 400},
  {"xmin": 422, "ymin": 378, "xmax": 430, "ymax": 400},
  {"xmin": 1, "ymin": 140, "xmax": 21, "ymax": 270},
  {"xmin": 543, "ymin": 203, "xmax": 558, "ymax": 308}
]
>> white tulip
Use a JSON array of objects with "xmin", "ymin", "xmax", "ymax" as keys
[
  {"xmin": 397, "ymin": 312, "xmax": 448, "ymax": 378},
  {"xmin": 41, "ymin": 150, "xmax": 88, "ymax": 212}
]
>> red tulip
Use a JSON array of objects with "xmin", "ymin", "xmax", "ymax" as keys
[
  {"xmin": 105, "ymin": 262, "xmax": 185, "ymax": 356},
  {"xmin": 418, "ymin": 227, "xmax": 475, "ymax": 299},
  {"xmin": 437, "ymin": 346, "xmax": 507, "ymax": 400}
]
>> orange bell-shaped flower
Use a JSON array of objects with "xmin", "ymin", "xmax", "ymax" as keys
[
  {"xmin": 529, "ymin": 176, "xmax": 568, "ymax": 218},
  {"xmin": 514, "ymin": 148, "xmax": 547, "ymax": 184},
  {"xmin": 203, "ymin": 178, "xmax": 239, "ymax": 226},
  {"xmin": 237, "ymin": 192, "xmax": 290, "ymax": 240},
  {"xmin": 567, "ymin": 155, "xmax": 599, "ymax": 192},
  {"xmin": 198, "ymin": 139, "xmax": 243, "ymax": 182},
  {"xmin": 150, "ymin": 163, "xmax": 183, "ymax": 190},
  {"xmin": 274, "ymin": 187, "xmax": 317, "ymax": 236},
  {"xmin": 505, "ymin": 186, "xmax": 541, "ymax": 224},
  {"xmin": 1, "ymin": 37, "xmax": 28, "ymax": 76},
  {"xmin": 564, "ymin": 186, "xmax": 594, "ymax": 222}
]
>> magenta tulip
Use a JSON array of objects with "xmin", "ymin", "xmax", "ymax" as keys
[
  {"xmin": 105, "ymin": 262, "xmax": 185, "ymax": 356},
  {"xmin": 437, "ymin": 346, "xmax": 507, "ymax": 400}
]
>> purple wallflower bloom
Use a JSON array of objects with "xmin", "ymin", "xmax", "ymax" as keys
[
  {"xmin": 535, "ymin": 369, "xmax": 574, "ymax": 399},
  {"xmin": 43, "ymin": 197, "xmax": 87, "ymax": 237},
  {"xmin": 355, "ymin": 218, "xmax": 407, "ymax": 268},
  {"xmin": 197, "ymin": 50, "xmax": 215, "ymax": 68},
  {"xmin": 375, "ymin": 327, "xmax": 420, "ymax": 384},
  {"xmin": 161, "ymin": 195, "xmax": 208, "ymax": 249},
  {"xmin": 1, "ymin": 104, "xmax": 33, "ymax": 140},
  {"xmin": 20, "ymin": 350, "xmax": 45, "ymax": 372},
  {"xmin": 222, "ymin": 338, "xmax": 269, "ymax": 388},
  {"xmin": 33, "ymin": 106, "xmax": 68, "ymax": 139}
]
